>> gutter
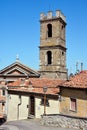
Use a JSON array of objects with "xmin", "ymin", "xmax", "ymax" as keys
[{"xmin": 17, "ymin": 95, "xmax": 22, "ymax": 120}]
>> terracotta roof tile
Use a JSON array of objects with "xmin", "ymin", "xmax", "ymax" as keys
[
  {"xmin": 8, "ymin": 78, "xmax": 63, "ymax": 95},
  {"xmin": 61, "ymin": 70, "xmax": 87, "ymax": 88}
]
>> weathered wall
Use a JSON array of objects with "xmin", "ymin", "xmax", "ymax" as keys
[
  {"xmin": 7, "ymin": 93, "xmax": 59, "ymax": 120},
  {"xmin": 60, "ymin": 88, "xmax": 87, "ymax": 117},
  {"xmin": 39, "ymin": 11, "xmax": 67, "ymax": 80},
  {"xmin": 35, "ymin": 97, "xmax": 59, "ymax": 118},
  {"xmin": 7, "ymin": 94, "xmax": 29, "ymax": 121}
]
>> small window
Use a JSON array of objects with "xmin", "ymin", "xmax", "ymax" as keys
[
  {"xmin": 47, "ymin": 51, "xmax": 52, "ymax": 65},
  {"xmin": 2, "ymin": 89, "xmax": 5, "ymax": 96},
  {"xmin": 62, "ymin": 51, "xmax": 64, "ymax": 56},
  {"xmin": 40, "ymin": 98, "xmax": 49, "ymax": 106},
  {"xmin": 70, "ymin": 98, "xmax": 77, "ymax": 112},
  {"xmin": 2, "ymin": 102, "xmax": 5, "ymax": 112},
  {"xmin": 61, "ymin": 25, "xmax": 65, "ymax": 39},
  {"xmin": 47, "ymin": 24, "xmax": 52, "ymax": 37},
  {"xmin": 62, "ymin": 25, "xmax": 64, "ymax": 29},
  {"xmin": 2, "ymin": 102, "xmax": 5, "ymax": 106}
]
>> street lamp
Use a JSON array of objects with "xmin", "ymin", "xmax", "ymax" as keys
[{"xmin": 43, "ymin": 86, "xmax": 48, "ymax": 115}]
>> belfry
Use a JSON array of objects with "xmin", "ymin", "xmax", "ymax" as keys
[{"xmin": 39, "ymin": 10, "xmax": 67, "ymax": 79}]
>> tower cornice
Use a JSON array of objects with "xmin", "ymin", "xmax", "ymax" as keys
[
  {"xmin": 40, "ymin": 17, "xmax": 66, "ymax": 26},
  {"xmin": 39, "ymin": 45, "xmax": 67, "ymax": 51}
]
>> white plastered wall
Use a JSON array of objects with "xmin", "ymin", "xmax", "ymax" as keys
[
  {"xmin": 7, "ymin": 94, "xmax": 29, "ymax": 121},
  {"xmin": 35, "ymin": 97, "xmax": 59, "ymax": 118}
]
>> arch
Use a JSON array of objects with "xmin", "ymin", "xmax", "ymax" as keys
[
  {"xmin": 47, "ymin": 24, "xmax": 52, "ymax": 37},
  {"xmin": 47, "ymin": 51, "xmax": 52, "ymax": 65}
]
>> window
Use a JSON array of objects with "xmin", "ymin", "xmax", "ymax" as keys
[
  {"xmin": 70, "ymin": 98, "xmax": 77, "ymax": 112},
  {"xmin": 47, "ymin": 51, "xmax": 52, "ymax": 65},
  {"xmin": 47, "ymin": 24, "xmax": 52, "ymax": 37},
  {"xmin": 40, "ymin": 98, "xmax": 49, "ymax": 106},
  {"xmin": 2, "ymin": 102, "xmax": 5, "ymax": 113},
  {"xmin": 62, "ymin": 51, "xmax": 64, "ymax": 56},
  {"xmin": 61, "ymin": 25, "xmax": 65, "ymax": 39},
  {"xmin": 2, "ymin": 89, "xmax": 5, "ymax": 96}
]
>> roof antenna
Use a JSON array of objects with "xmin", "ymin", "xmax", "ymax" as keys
[
  {"xmin": 16, "ymin": 54, "xmax": 19, "ymax": 62},
  {"xmin": 76, "ymin": 62, "xmax": 79, "ymax": 74},
  {"xmin": 81, "ymin": 62, "xmax": 83, "ymax": 71}
]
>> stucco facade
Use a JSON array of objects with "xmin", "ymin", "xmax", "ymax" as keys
[
  {"xmin": 60, "ymin": 87, "xmax": 87, "ymax": 118},
  {"xmin": 7, "ymin": 92, "xmax": 59, "ymax": 121},
  {"xmin": 35, "ymin": 97, "xmax": 59, "ymax": 118},
  {"xmin": 7, "ymin": 94, "xmax": 29, "ymax": 121}
]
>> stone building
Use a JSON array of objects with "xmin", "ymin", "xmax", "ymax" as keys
[
  {"xmin": 59, "ymin": 70, "xmax": 87, "ymax": 118},
  {"xmin": 39, "ymin": 10, "xmax": 67, "ymax": 80}
]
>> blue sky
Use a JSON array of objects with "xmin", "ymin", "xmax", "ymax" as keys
[{"xmin": 0, "ymin": 0, "xmax": 87, "ymax": 74}]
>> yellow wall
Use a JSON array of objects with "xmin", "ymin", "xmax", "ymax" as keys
[{"xmin": 60, "ymin": 88, "xmax": 87, "ymax": 117}]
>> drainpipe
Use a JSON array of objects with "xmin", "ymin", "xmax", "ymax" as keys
[
  {"xmin": 17, "ymin": 95, "xmax": 22, "ymax": 120},
  {"xmin": 5, "ymin": 86, "xmax": 8, "ymax": 121}
]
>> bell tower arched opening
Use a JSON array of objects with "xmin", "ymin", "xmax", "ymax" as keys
[
  {"xmin": 47, "ymin": 24, "xmax": 52, "ymax": 37},
  {"xmin": 47, "ymin": 51, "xmax": 52, "ymax": 65}
]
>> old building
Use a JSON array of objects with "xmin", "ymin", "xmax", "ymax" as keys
[
  {"xmin": 7, "ymin": 70, "xmax": 87, "ymax": 121},
  {"xmin": 39, "ymin": 10, "xmax": 67, "ymax": 80},
  {"xmin": 0, "ymin": 81, "xmax": 7, "ymax": 123},
  {"xmin": 7, "ymin": 78, "xmax": 63, "ymax": 121},
  {"xmin": 59, "ymin": 70, "xmax": 87, "ymax": 118},
  {"xmin": 0, "ymin": 60, "xmax": 40, "ymax": 121},
  {"xmin": 0, "ymin": 10, "xmax": 68, "ymax": 121},
  {"xmin": 0, "ymin": 60, "xmax": 40, "ymax": 83}
]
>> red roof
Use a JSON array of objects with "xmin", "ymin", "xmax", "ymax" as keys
[
  {"xmin": 61, "ymin": 70, "xmax": 87, "ymax": 88},
  {"xmin": 8, "ymin": 78, "xmax": 64, "ymax": 95}
]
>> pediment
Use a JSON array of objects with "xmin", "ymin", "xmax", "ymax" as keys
[
  {"xmin": 6, "ymin": 67, "xmax": 26, "ymax": 75},
  {"xmin": 0, "ymin": 61, "xmax": 40, "ymax": 77}
]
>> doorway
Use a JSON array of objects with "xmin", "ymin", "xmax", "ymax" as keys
[{"xmin": 30, "ymin": 96, "xmax": 35, "ymax": 116}]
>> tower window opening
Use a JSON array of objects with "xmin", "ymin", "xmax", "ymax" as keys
[
  {"xmin": 47, "ymin": 51, "xmax": 52, "ymax": 65},
  {"xmin": 62, "ymin": 25, "xmax": 64, "ymax": 29},
  {"xmin": 62, "ymin": 51, "xmax": 64, "ymax": 56},
  {"xmin": 47, "ymin": 24, "xmax": 52, "ymax": 37}
]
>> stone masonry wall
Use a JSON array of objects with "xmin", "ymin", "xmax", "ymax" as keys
[{"xmin": 41, "ymin": 114, "xmax": 87, "ymax": 130}]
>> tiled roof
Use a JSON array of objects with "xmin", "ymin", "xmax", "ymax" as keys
[
  {"xmin": 61, "ymin": 70, "xmax": 87, "ymax": 88},
  {"xmin": 8, "ymin": 78, "xmax": 63, "ymax": 95}
]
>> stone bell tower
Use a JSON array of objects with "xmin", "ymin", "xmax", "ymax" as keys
[{"xmin": 39, "ymin": 10, "xmax": 67, "ymax": 80}]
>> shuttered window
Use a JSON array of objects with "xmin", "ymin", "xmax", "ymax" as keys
[{"xmin": 70, "ymin": 98, "xmax": 77, "ymax": 111}]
